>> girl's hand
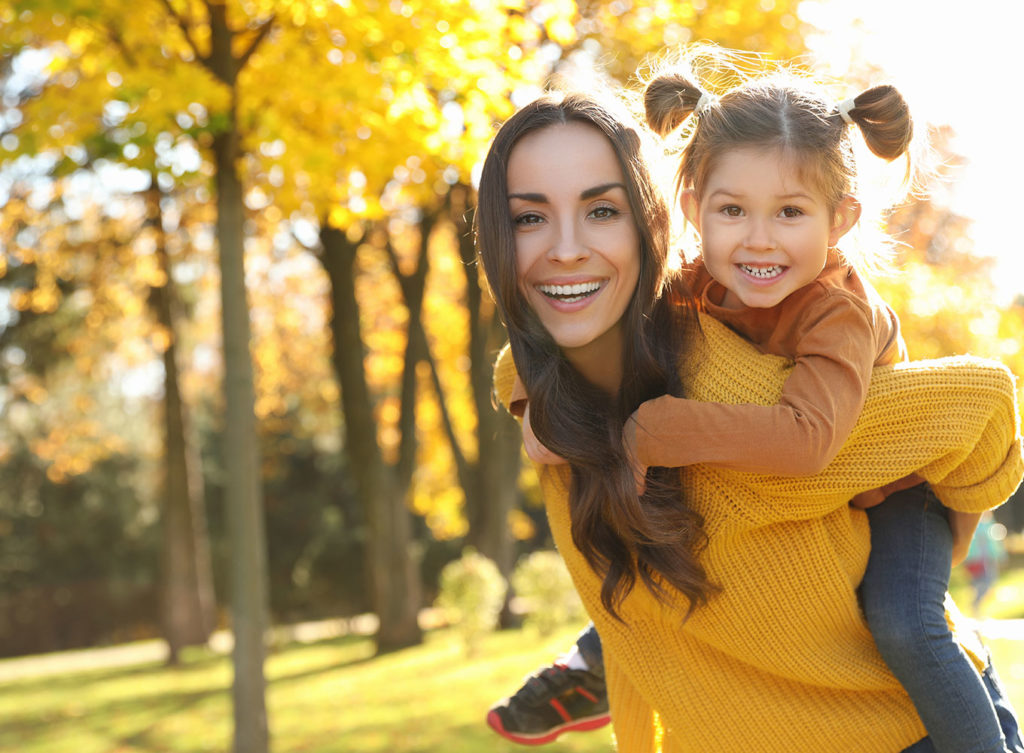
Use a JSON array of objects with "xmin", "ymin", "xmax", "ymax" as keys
[
  {"xmin": 624, "ymin": 413, "xmax": 648, "ymax": 496},
  {"xmin": 522, "ymin": 403, "xmax": 567, "ymax": 465},
  {"xmin": 849, "ymin": 473, "xmax": 926, "ymax": 509},
  {"xmin": 949, "ymin": 511, "xmax": 983, "ymax": 567}
]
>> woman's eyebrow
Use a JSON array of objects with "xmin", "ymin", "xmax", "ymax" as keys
[
  {"xmin": 580, "ymin": 182, "xmax": 626, "ymax": 199},
  {"xmin": 508, "ymin": 191, "xmax": 547, "ymax": 202},
  {"xmin": 509, "ymin": 183, "xmax": 627, "ymax": 203}
]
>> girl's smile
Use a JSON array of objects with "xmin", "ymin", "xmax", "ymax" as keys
[{"xmin": 683, "ymin": 146, "xmax": 859, "ymax": 310}]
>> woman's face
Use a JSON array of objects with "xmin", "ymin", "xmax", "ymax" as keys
[{"xmin": 507, "ymin": 122, "xmax": 641, "ymax": 375}]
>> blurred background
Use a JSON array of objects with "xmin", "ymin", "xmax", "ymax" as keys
[{"xmin": 1, "ymin": 1, "xmax": 1023, "ymax": 751}]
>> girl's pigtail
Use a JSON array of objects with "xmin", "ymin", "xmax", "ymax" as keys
[
  {"xmin": 643, "ymin": 71, "xmax": 710, "ymax": 136},
  {"xmin": 836, "ymin": 84, "xmax": 913, "ymax": 161}
]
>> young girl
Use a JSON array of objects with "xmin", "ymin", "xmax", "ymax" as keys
[
  {"xmin": 627, "ymin": 63, "xmax": 1006, "ymax": 753},
  {"xmin": 490, "ymin": 65, "xmax": 1019, "ymax": 752}
]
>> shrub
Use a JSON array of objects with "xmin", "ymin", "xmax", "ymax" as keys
[
  {"xmin": 511, "ymin": 550, "xmax": 584, "ymax": 636},
  {"xmin": 434, "ymin": 548, "xmax": 508, "ymax": 655}
]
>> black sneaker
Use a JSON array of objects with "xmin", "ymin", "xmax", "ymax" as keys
[{"xmin": 486, "ymin": 662, "xmax": 611, "ymax": 745}]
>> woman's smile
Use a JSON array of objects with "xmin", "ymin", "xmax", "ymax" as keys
[
  {"xmin": 535, "ymin": 279, "xmax": 607, "ymax": 305},
  {"xmin": 507, "ymin": 121, "xmax": 641, "ymax": 383}
]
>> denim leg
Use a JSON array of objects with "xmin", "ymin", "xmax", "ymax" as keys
[
  {"xmin": 862, "ymin": 484, "xmax": 1007, "ymax": 753},
  {"xmin": 901, "ymin": 663, "xmax": 1024, "ymax": 752},
  {"xmin": 575, "ymin": 622, "xmax": 604, "ymax": 679},
  {"xmin": 901, "ymin": 736, "xmax": 939, "ymax": 752},
  {"xmin": 982, "ymin": 660, "xmax": 1024, "ymax": 751}
]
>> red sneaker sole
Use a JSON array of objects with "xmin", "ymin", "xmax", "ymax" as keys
[{"xmin": 486, "ymin": 708, "xmax": 612, "ymax": 746}]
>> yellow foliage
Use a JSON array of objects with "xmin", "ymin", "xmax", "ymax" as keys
[
  {"xmin": 507, "ymin": 508, "xmax": 536, "ymax": 542},
  {"xmin": 0, "ymin": 0, "xmax": 818, "ymax": 530}
]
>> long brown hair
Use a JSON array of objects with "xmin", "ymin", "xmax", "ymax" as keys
[{"xmin": 475, "ymin": 91, "xmax": 716, "ymax": 618}]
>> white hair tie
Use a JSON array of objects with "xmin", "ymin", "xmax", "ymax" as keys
[
  {"xmin": 695, "ymin": 92, "xmax": 718, "ymax": 116},
  {"xmin": 838, "ymin": 97, "xmax": 857, "ymax": 125}
]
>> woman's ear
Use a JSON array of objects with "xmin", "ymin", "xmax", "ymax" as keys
[
  {"xmin": 829, "ymin": 195, "xmax": 861, "ymax": 245},
  {"xmin": 679, "ymin": 189, "xmax": 701, "ymax": 232}
]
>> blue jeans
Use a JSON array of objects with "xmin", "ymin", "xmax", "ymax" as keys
[
  {"xmin": 864, "ymin": 483, "xmax": 1021, "ymax": 753},
  {"xmin": 901, "ymin": 662, "xmax": 1024, "ymax": 752},
  {"xmin": 575, "ymin": 622, "xmax": 604, "ymax": 679}
]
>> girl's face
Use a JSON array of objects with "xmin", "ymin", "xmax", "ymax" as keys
[
  {"xmin": 683, "ymin": 146, "xmax": 859, "ymax": 310},
  {"xmin": 508, "ymin": 122, "xmax": 641, "ymax": 380}
]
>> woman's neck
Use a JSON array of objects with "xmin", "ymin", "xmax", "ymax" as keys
[{"xmin": 562, "ymin": 322, "xmax": 625, "ymax": 396}]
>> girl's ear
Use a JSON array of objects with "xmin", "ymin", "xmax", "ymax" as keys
[
  {"xmin": 829, "ymin": 195, "xmax": 861, "ymax": 246},
  {"xmin": 679, "ymin": 189, "xmax": 701, "ymax": 231}
]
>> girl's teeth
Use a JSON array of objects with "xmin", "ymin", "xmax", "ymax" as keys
[
  {"xmin": 740, "ymin": 264, "xmax": 784, "ymax": 279},
  {"xmin": 537, "ymin": 281, "xmax": 602, "ymax": 301}
]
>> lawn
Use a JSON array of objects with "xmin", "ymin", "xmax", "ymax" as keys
[
  {"xmin": 0, "ymin": 623, "xmax": 613, "ymax": 753},
  {"xmin": 3, "ymin": 567, "xmax": 1024, "ymax": 753}
]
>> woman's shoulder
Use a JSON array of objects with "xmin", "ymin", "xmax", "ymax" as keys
[{"xmin": 683, "ymin": 315, "xmax": 793, "ymax": 404}]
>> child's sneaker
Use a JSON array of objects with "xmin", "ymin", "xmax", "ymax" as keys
[{"xmin": 486, "ymin": 662, "xmax": 611, "ymax": 745}]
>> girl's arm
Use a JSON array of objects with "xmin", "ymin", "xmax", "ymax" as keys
[
  {"xmin": 631, "ymin": 293, "xmax": 878, "ymax": 476},
  {"xmin": 684, "ymin": 316, "xmax": 1022, "ymax": 525},
  {"xmin": 494, "ymin": 322, "xmax": 1022, "ymax": 526}
]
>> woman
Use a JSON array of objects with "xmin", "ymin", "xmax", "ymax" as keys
[{"xmin": 474, "ymin": 87, "xmax": 1024, "ymax": 752}]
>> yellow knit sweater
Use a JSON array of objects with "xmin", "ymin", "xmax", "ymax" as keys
[{"xmin": 493, "ymin": 315, "xmax": 1023, "ymax": 753}]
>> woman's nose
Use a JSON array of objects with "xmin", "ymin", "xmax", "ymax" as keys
[{"xmin": 547, "ymin": 221, "xmax": 590, "ymax": 263}]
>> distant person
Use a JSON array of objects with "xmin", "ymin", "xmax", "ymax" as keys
[
  {"xmin": 475, "ymin": 50, "xmax": 1024, "ymax": 752},
  {"xmin": 964, "ymin": 511, "xmax": 1009, "ymax": 615}
]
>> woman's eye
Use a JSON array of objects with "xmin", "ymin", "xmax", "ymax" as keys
[
  {"xmin": 514, "ymin": 212, "xmax": 544, "ymax": 226},
  {"xmin": 590, "ymin": 205, "xmax": 619, "ymax": 220}
]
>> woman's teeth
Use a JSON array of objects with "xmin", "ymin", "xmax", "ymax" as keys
[
  {"xmin": 537, "ymin": 281, "xmax": 602, "ymax": 302},
  {"xmin": 739, "ymin": 264, "xmax": 785, "ymax": 279}
]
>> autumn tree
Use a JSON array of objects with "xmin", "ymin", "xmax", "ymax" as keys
[
  {"xmin": 1, "ymin": 2, "xmax": 276, "ymax": 748},
  {"xmin": 0, "ymin": 4, "xmax": 221, "ymax": 665}
]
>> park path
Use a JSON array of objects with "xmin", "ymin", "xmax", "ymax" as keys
[
  {"xmin": 1, "ymin": 614, "xmax": 1022, "ymax": 684},
  {"xmin": 0, "ymin": 614, "xmax": 377, "ymax": 683}
]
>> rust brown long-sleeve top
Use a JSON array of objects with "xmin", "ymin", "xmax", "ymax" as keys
[{"xmin": 633, "ymin": 252, "xmax": 907, "ymax": 476}]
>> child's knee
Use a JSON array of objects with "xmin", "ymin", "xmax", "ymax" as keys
[{"xmin": 865, "ymin": 598, "xmax": 951, "ymax": 659}]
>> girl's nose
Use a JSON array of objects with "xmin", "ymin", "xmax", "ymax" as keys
[{"xmin": 744, "ymin": 217, "xmax": 776, "ymax": 251}]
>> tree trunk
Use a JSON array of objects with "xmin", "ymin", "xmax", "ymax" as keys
[
  {"xmin": 207, "ymin": 5, "xmax": 269, "ymax": 749},
  {"xmin": 319, "ymin": 224, "xmax": 422, "ymax": 653},
  {"xmin": 146, "ymin": 181, "xmax": 217, "ymax": 665},
  {"xmin": 213, "ymin": 121, "xmax": 270, "ymax": 752},
  {"xmin": 450, "ymin": 185, "xmax": 520, "ymax": 580}
]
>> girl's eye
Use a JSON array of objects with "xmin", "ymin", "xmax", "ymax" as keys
[
  {"xmin": 721, "ymin": 205, "xmax": 742, "ymax": 217},
  {"xmin": 780, "ymin": 206, "xmax": 803, "ymax": 218},
  {"xmin": 590, "ymin": 205, "xmax": 619, "ymax": 220}
]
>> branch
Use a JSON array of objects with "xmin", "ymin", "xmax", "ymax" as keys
[
  {"xmin": 419, "ymin": 321, "xmax": 471, "ymax": 486},
  {"xmin": 158, "ymin": 0, "xmax": 205, "ymax": 65},
  {"xmin": 104, "ymin": 24, "xmax": 137, "ymax": 68},
  {"xmin": 237, "ymin": 16, "xmax": 276, "ymax": 72}
]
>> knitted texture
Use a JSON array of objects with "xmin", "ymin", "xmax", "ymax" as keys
[{"xmin": 493, "ymin": 314, "xmax": 1023, "ymax": 753}]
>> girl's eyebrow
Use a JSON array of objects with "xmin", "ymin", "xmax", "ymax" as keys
[
  {"xmin": 707, "ymin": 189, "xmax": 813, "ymax": 201},
  {"xmin": 508, "ymin": 182, "xmax": 627, "ymax": 203}
]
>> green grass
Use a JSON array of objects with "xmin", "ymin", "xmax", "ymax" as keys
[
  {"xmin": 5, "ymin": 568, "xmax": 1024, "ymax": 753},
  {"xmin": 0, "ymin": 625, "xmax": 613, "ymax": 753}
]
